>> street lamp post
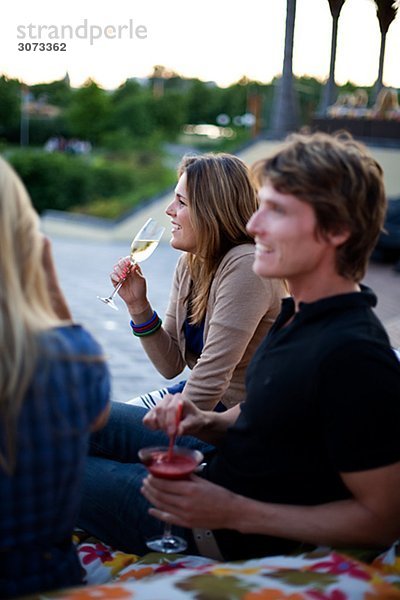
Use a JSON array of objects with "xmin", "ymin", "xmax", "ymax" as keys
[{"xmin": 20, "ymin": 84, "xmax": 30, "ymax": 147}]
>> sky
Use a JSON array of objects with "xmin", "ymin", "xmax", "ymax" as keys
[{"xmin": 0, "ymin": 0, "xmax": 399, "ymax": 90}]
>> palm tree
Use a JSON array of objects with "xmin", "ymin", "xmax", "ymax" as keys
[
  {"xmin": 318, "ymin": 0, "xmax": 347, "ymax": 115},
  {"xmin": 270, "ymin": 0, "xmax": 299, "ymax": 137},
  {"xmin": 373, "ymin": 0, "xmax": 398, "ymax": 100},
  {"xmin": 150, "ymin": 65, "xmax": 172, "ymax": 98}
]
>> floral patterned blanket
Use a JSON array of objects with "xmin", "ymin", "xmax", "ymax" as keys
[{"xmin": 30, "ymin": 532, "xmax": 400, "ymax": 599}]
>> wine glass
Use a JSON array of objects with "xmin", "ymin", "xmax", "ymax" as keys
[
  {"xmin": 97, "ymin": 218, "xmax": 165, "ymax": 311},
  {"xmin": 139, "ymin": 445, "xmax": 204, "ymax": 554}
]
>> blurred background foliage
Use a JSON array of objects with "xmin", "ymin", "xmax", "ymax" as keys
[{"xmin": 0, "ymin": 70, "xmax": 367, "ymax": 219}]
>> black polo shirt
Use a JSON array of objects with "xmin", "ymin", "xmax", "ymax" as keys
[{"xmin": 204, "ymin": 287, "xmax": 400, "ymax": 560}]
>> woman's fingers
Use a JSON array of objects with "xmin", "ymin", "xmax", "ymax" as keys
[{"xmin": 110, "ymin": 256, "xmax": 132, "ymax": 283}]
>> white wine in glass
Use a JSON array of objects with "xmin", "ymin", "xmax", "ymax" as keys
[{"xmin": 97, "ymin": 218, "xmax": 165, "ymax": 311}]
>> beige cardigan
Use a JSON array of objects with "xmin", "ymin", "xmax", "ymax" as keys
[{"xmin": 140, "ymin": 244, "xmax": 285, "ymax": 410}]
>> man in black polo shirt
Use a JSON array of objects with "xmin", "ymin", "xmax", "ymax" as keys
[{"xmin": 143, "ymin": 132, "xmax": 400, "ymax": 560}]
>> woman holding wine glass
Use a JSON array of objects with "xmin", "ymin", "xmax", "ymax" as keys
[
  {"xmin": 78, "ymin": 152, "xmax": 286, "ymax": 554},
  {"xmin": 112, "ymin": 153, "xmax": 286, "ymax": 411},
  {"xmin": 0, "ymin": 156, "xmax": 111, "ymax": 598}
]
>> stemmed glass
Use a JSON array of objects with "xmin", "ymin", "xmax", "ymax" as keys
[
  {"xmin": 97, "ymin": 218, "xmax": 165, "ymax": 311},
  {"xmin": 139, "ymin": 445, "xmax": 204, "ymax": 553}
]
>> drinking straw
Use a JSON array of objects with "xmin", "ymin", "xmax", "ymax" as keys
[{"xmin": 167, "ymin": 401, "xmax": 183, "ymax": 461}]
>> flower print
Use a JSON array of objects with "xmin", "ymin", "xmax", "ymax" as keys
[
  {"xmin": 154, "ymin": 560, "xmax": 194, "ymax": 574},
  {"xmin": 79, "ymin": 543, "xmax": 113, "ymax": 566},
  {"xmin": 243, "ymin": 589, "xmax": 304, "ymax": 600},
  {"xmin": 103, "ymin": 552, "xmax": 138, "ymax": 576},
  {"xmin": 308, "ymin": 552, "xmax": 370, "ymax": 581},
  {"xmin": 118, "ymin": 566, "xmax": 155, "ymax": 581},
  {"xmin": 307, "ymin": 589, "xmax": 347, "ymax": 600},
  {"xmin": 365, "ymin": 579, "xmax": 400, "ymax": 599},
  {"xmin": 58, "ymin": 584, "xmax": 132, "ymax": 599}
]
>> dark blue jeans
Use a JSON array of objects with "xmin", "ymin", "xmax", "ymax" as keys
[{"xmin": 77, "ymin": 401, "xmax": 213, "ymax": 555}]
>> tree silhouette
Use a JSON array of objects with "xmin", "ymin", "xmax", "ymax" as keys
[
  {"xmin": 373, "ymin": 0, "xmax": 398, "ymax": 100},
  {"xmin": 318, "ymin": 0, "xmax": 347, "ymax": 115},
  {"xmin": 66, "ymin": 79, "xmax": 111, "ymax": 144},
  {"xmin": 0, "ymin": 76, "xmax": 20, "ymax": 141},
  {"xmin": 270, "ymin": 0, "xmax": 299, "ymax": 137}
]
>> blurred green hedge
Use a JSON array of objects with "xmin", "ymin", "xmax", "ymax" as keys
[{"xmin": 7, "ymin": 150, "xmax": 137, "ymax": 214}]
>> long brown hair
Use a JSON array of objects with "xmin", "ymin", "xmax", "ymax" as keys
[{"xmin": 178, "ymin": 153, "xmax": 258, "ymax": 324}]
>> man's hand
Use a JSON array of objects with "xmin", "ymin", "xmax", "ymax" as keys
[
  {"xmin": 141, "ymin": 473, "xmax": 239, "ymax": 529},
  {"xmin": 143, "ymin": 393, "xmax": 209, "ymax": 438},
  {"xmin": 143, "ymin": 393, "xmax": 239, "ymax": 444}
]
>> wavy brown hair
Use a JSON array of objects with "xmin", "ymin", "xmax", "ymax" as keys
[
  {"xmin": 252, "ymin": 132, "xmax": 386, "ymax": 282},
  {"xmin": 178, "ymin": 153, "xmax": 258, "ymax": 324}
]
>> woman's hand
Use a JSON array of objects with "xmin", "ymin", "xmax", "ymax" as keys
[
  {"xmin": 141, "ymin": 473, "xmax": 238, "ymax": 530},
  {"xmin": 143, "ymin": 393, "xmax": 209, "ymax": 438},
  {"xmin": 111, "ymin": 258, "xmax": 149, "ymax": 314}
]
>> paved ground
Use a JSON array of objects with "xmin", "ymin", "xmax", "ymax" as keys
[
  {"xmin": 51, "ymin": 236, "xmax": 400, "ymax": 404},
  {"xmin": 52, "ymin": 238, "xmax": 188, "ymax": 403},
  {"xmin": 363, "ymin": 260, "xmax": 400, "ymax": 347}
]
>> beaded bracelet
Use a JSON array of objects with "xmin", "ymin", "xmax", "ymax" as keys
[{"xmin": 130, "ymin": 311, "xmax": 162, "ymax": 337}]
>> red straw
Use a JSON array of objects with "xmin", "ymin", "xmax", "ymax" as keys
[{"xmin": 167, "ymin": 401, "xmax": 183, "ymax": 462}]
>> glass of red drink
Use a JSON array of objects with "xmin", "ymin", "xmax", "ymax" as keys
[{"xmin": 139, "ymin": 445, "xmax": 203, "ymax": 553}]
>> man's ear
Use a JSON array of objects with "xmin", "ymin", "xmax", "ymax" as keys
[{"xmin": 328, "ymin": 227, "xmax": 351, "ymax": 248}]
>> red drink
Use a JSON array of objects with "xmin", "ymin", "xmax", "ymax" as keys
[
  {"xmin": 138, "ymin": 445, "xmax": 204, "ymax": 553},
  {"xmin": 145, "ymin": 450, "xmax": 198, "ymax": 480},
  {"xmin": 139, "ymin": 446, "xmax": 203, "ymax": 480}
]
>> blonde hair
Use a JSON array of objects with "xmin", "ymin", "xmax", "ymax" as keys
[
  {"xmin": 0, "ymin": 156, "xmax": 62, "ymax": 473},
  {"xmin": 374, "ymin": 88, "xmax": 399, "ymax": 118},
  {"xmin": 178, "ymin": 153, "xmax": 258, "ymax": 324}
]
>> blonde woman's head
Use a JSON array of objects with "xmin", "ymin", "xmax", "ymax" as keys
[
  {"xmin": 0, "ymin": 156, "xmax": 52, "ymax": 325},
  {"xmin": 374, "ymin": 88, "xmax": 399, "ymax": 118},
  {"xmin": 0, "ymin": 156, "xmax": 61, "ymax": 472}
]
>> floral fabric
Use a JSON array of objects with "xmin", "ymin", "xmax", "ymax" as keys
[{"xmin": 32, "ymin": 533, "xmax": 400, "ymax": 600}]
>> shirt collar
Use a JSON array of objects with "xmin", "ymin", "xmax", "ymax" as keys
[{"xmin": 278, "ymin": 285, "xmax": 377, "ymax": 324}]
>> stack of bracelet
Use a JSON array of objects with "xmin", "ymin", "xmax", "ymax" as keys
[{"xmin": 130, "ymin": 311, "xmax": 162, "ymax": 337}]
